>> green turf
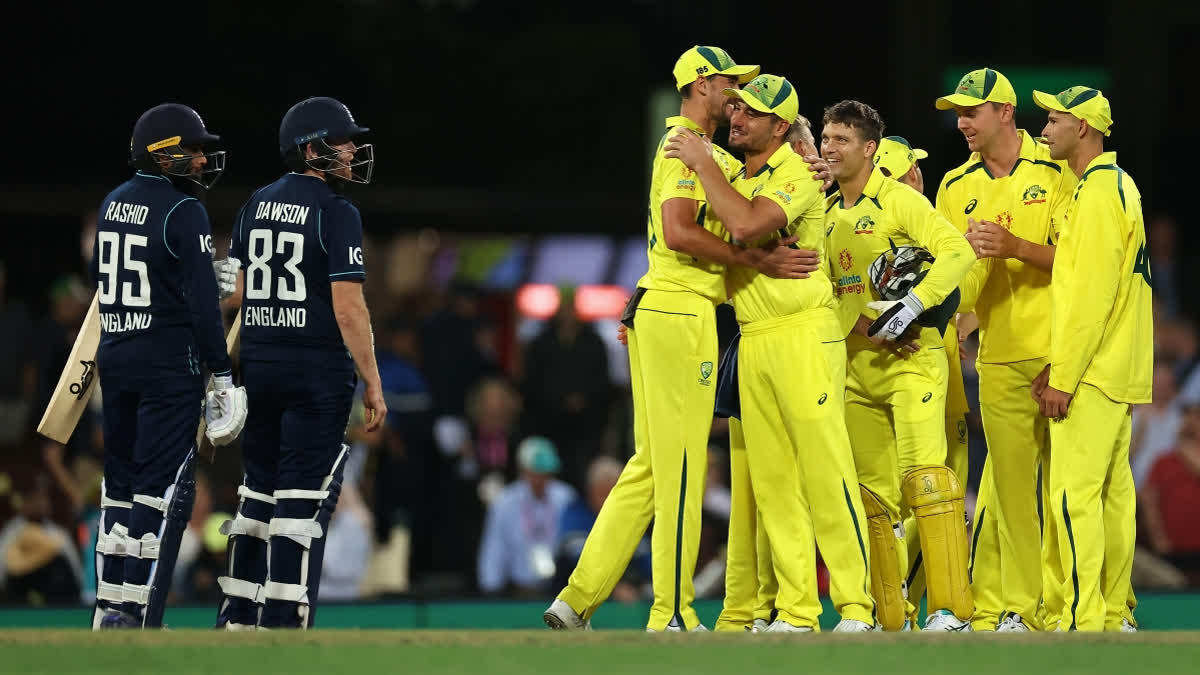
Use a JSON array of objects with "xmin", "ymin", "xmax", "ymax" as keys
[{"xmin": 3, "ymin": 630, "xmax": 1200, "ymax": 675}]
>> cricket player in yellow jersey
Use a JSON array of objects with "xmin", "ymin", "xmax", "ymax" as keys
[
  {"xmin": 544, "ymin": 46, "xmax": 821, "ymax": 633},
  {"xmin": 1031, "ymin": 87, "xmax": 1149, "ymax": 632},
  {"xmin": 822, "ymin": 101, "xmax": 976, "ymax": 631},
  {"xmin": 665, "ymin": 75, "xmax": 876, "ymax": 633},
  {"xmin": 713, "ymin": 116, "xmax": 825, "ymax": 634},
  {"xmin": 934, "ymin": 68, "xmax": 1077, "ymax": 631},
  {"xmin": 873, "ymin": 135, "xmax": 972, "ymax": 624}
]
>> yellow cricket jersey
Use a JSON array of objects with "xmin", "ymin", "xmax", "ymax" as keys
[
  {"xmin": 724, "ymin": 143, "xmax": 830, "ymax": 323},
  {"xmin": 935, "ymin": 130, "xmax": 1077, "ymax": 364},
  {"xmin": 637, "ymin": 116, "xmax": 744, "ymax": 305},
  {"xmin": 1048, "ymin": 152, "xmax": 1152, "ymax": 404},
  {"xmin": 825, "ymin": 166, "xmax": 975, "ymax": 351}
]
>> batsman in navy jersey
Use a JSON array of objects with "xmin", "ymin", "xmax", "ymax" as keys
[
  {"xmin": 91, "ymin": 103, "xmax": 246, "ymax": 630},
  {"xmin": 216, "ymin": 96, "xmax": 386, "ymax": 630}
]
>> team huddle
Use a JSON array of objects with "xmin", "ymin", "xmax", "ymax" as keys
[
  {"xmin": 542, "ymin": 46, "xmax": 1151, "ymax": 633},
  {"xmin": 77, "ymin": 97, "xmax": 387, "ymax": 630}
]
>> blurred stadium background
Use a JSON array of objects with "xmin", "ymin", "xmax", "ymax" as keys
[{"xmin": 1, "ymin": 0, "xmax": 1198, "ymax": 632}]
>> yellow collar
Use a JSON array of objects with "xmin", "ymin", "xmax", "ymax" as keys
[
  {"xmin": 745, "ymin": 142, "xmax": 795, "ymax": 178},
  {"xmin": 665, "ymin": 115, "xmax": 706, "ymax": 136},
  {"xmin": 1082, "ymin": 151, "xmax": 1119, "ymax": 174}
]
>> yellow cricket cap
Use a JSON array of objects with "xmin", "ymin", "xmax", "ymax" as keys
[
  {"xmin": 723, "ymin": 74, "xmax": 798, "ymax": 124},
  {"xmin": 673, "ymin": 45, "xmax": 760, "ymax": 91},
  {"xmin": 1032, "ymin": 86, "xmax": 1113, "ymax": 137},
  {"xmin": 874, "ymin": 136, "xmax": 928, "ymax": 179},
  {"xmin": 936, "ymin": 68, "xmax": 1018, "ymax": 110}
]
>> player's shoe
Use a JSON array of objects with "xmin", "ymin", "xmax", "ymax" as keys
[
  {"xmin": 996, "ymin": 613, "xmax": 1030, "ymax": 632},
  {"xmin": 543, "ymin": 598, "xmax": 590, "ymax": 631},
  {"xmin": 1121, "ymin": 619, "xmax": 1138, "ymax": 633},
  {"xmin": 832, "ymin": 619, "xmax": 875, "ymax": 632},
  {"xmin": 749, "ymin": 618, "xmax": 770, "ymax": 633},
  {"xmin": 923, "ymin": 609, "xmax": 972, "ymax": 632},
  {"xmin": 99, "ymin": 609, "xmax": 141, "ymax": 630},
  {"xmin": 764, "ymin": 619, "xmax": 814, "ymax": 633},
  {"xmin": 648, "ymin": 617, "xmax": 709, "ymax": 632}
]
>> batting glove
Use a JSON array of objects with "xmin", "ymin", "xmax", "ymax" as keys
[
  {"xmin": 866, "ymin": 293, "xmax": 925, "ymax": 341},
  {"xmin": 213, "ymin": 257, "xmax": 241, "ymax": 300},
  {"xmin": 205, "ymin": 374, "xmax": 248, "ymax": 446}
]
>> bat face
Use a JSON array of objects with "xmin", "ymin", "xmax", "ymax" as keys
[{"xmin": 38, "ymin": 294, "xmax": 103, "ymax": 443}]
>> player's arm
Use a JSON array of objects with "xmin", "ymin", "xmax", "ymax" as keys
[
  {"xmin": 327, "ymin": 201, "xmax": 387, "ymax": 431},
  {"xmin": 661, "ymin": 198, "xmax": 813, "ymax": 279},
  {"xmin": 935, "ymin": 182, "xmax": 989, "ymax": 313},
  {"xmin": 1047, "ymin": 180, "xmax": 1125, "ymax": 396},
  {"xmin": 904, "ymin": 194, "xmax": 976, "ymax": 311},
  {"xmin": 170, "ymin": 199, "xmax": 233, "ymax": 377}
]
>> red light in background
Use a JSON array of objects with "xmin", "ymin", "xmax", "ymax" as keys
[
  {"xmin": 575, "ymin": 285, "xmax": 630, "ymax": 321},
  {"xmin": 515, "ymin": 284, "xmax": 560, "ymax": 319}
]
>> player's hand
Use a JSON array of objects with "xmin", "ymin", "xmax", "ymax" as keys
[
  {"xmin": 213, "ymin": 257, "xmax": 241, "ymax": 299},
  {"xmin": 205, "ymin": 374, "xmax": 248, "ymax": 446},
  {"xmin": 855, "ymin": 315, "xmax": 918, "ymax": 354},
  {"xmin": 867, "ymin": 294, "xmax": 925, "ymax": 342},
  {"xmin": 1039, "ymin": 385, "xmax": 1073, "ymax": 420},
  {"xmin": 1030, "ymin": 364, "xmax": 1051, "ymax": 403},
  {"xmin": 362, "ymin": 381, "xmax": 388, "ymax": 433},
  {"xmin": 965, "ymin": 218, "xmax": 1023, "ymax": 260},
  {"xmin": 617, "ymin": 323, "xmax": 628, "ymax": 346},
  {"xmin": 748, "ymin": 237, "xmax": 820, "ymax": 279},
  {"xmin": 802, "ymin": 154, "xmax": 834, "ymax": 192},
  {"xmin": 663, "ymin": 128, "xmax": 713, "ymax": 171}
]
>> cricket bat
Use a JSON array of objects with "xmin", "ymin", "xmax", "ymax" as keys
[
  {"xmin": 197, "ymin": 310, "xmax": 243, "ymax": 461},
  {"xmin": 37, "ymin": 293, "xmax": 102, "ymax": 444}
]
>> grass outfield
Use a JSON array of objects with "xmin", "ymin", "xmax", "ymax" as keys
[{"xmin": 3, "ymin": 631, "xmax": 1200, "ymax": 675}]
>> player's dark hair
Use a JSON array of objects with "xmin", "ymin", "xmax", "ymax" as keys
[
  {"xmin": 680, "ymin": 74, "xmax": 719, "ymax": 100},
  {"xmin": 822, "ymin": 100, "xmax": 885, "ymax": 145}
]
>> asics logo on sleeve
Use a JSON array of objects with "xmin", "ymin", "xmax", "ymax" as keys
[{"xmin": 964, "ymin": 199, "xmax": 978, "ymax": 214}]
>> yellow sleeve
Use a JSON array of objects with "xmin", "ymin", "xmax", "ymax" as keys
[
  {"xmin": 934, "ymin": 177, "xmax": 989, "ymax": 313},
  {"xmin": 1048, "ymin": 177, "xmax": 1125, "ymax": 394},
  {"xmin": 659, "ymin": 138, "xmax": 708, "ymax": 204},
  {"xmin": 758, "ymin": 162, "xmax": 823, "ymax": 226},
  {"xmin": 900, "ymin": 191, "xmax": 976, "ymax": 310}
]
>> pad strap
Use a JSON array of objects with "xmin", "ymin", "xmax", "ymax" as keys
[
  {"xmin": 133, "ymin": 494, "xmax": 168, "ymax": 513},
  {"xmin": 123, "ymin": 582, "xmax": 151, "ymax": 605},
  {"xmin": 263, "ymin": 580, "xmax": 309, "ymax": 604},
  {"xmin": 221, "ymin": 516, "xmax": 270, "ymax": 541},
  {"xmin": 125, "ymin": 533, "xmax": 161, "ymax": 560},
  {"xmin": 268, "ymin": 518, "xmax": 324, "ymax": 548},
  {"xmin": 96, "ymin": 523, "xmax": 129, "ymax": 555},
  {"xmin": 238, "ymin": 485, "xmax": 277, "ymax": 505},
  {"xmin": 273, "ymin": 489, "xmax": 329, "ymax": 501},
  {"xmin": 218, "ymin": 576, "xmax": 265, "ymax": 603},
  {"xmin": 101, "ymin": 494, "xmax": 133, "ymax": 510},
  {"xmin": 97, "ymin": 581, "xmax": 125, "ymax": 603}
]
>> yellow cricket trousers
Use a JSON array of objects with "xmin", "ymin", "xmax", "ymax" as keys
[
  {"xmin": 557, "ymin": 289, "xmax": 715, "ymax": 630},
  {"xmin": 1046, "ymin": 383, "xmax": 1137, "ymax": 631},
  {"xmin": 736, "ymin": 309, "xmax": 874, "ymax": 629}
]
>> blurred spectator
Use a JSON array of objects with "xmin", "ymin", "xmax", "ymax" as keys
[
  {"xmin": 1148, "ymin": 215, "xmax": 1180, "ymax": 318},
  {"xmin": 433, "ymin": 375, "xmax": 523, "ymax": 589},
  {"xmin": 421, "ymin": 281, "xmax": 499, "ymax": 418},
  {"xmin": 0, "ymin": 475, "xmax": 82, "ymax": 604},
  {"xmin": 321, "ymin": 482, "xmax": 374, "ymax": 601},
  {"xmin": 519, "ymin": 285, "xmax": 612, "ymax": 491},
  {"xmin": 0, "ymin": 262, "xmax": 37, "ymax": 444},
  {"xmin": 554, "ymin": 455, "xmax": 650, "ymax": 603},
  {"xmin": 1131, "ymin": 363, "xmax": 1184, "ymax": 488},
  {"xmin": 1140, "ymin": 397, "xmax": 1200, "ymax": 581},
  {"xmin": 477, "ymin": 437, "xmax": 575, "ymax": 596}
]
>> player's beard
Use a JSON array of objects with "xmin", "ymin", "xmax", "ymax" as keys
[{"xmin": 168, "ymin": 175, "xmax": 209, "ymax": 204}]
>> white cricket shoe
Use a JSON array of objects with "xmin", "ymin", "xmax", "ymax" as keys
[
  {"xmin": 749, "ymin": 618, "xmax": 770, "ymax": 633},
  {"xmin": 765, "ymin": 619, "xmax": 814, "ymax": 633},
  {"xmin": 923, "ymin": 609, "xmax": 972, "ymax": 632},
  {"xmin": 647, "ymin": 617, "xmax": 709, "ymax": 632},
  {"xmin": 832, "ymin": 619, "xmax": 874, "ymax": 632},
  {"xmin": 996, "ymin": 613, "xmax": 1030, "ymax": 632},
  {"xmin": 1121, "ymin": 619, "xmax": 1138, "ymax": 633},
  {"xmin": 543, "ymin": 598, "xmax": 590, "ymax": 631}
]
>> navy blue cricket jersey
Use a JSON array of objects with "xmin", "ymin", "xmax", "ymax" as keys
[
  {"xmin": 91, "ymin": 172, "xmax": 232, "ymax": 386},
  {"xmin": 230, "ymin": 173, "xmax": 365, "ymax": 367}
]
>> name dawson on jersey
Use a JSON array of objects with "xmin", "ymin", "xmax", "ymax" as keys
[
  {"xmin": 101, "ymin": 312, "xmax": 152, "ymax": 332},
  {"xmin": 255, "ymin": 201, "xmax": 311, "ymax": 225},
  {"xmin": 105, "ymin": 201, "xmax": 149, "ymax": 225},
  {"xmin": 244, "ymin": 306, "xmax": 308, "ymax": 328}
]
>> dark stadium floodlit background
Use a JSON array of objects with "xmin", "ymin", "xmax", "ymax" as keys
[{"xmin": 2, "ymin": 0, "xmax": 1199, "ymax": 625}]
